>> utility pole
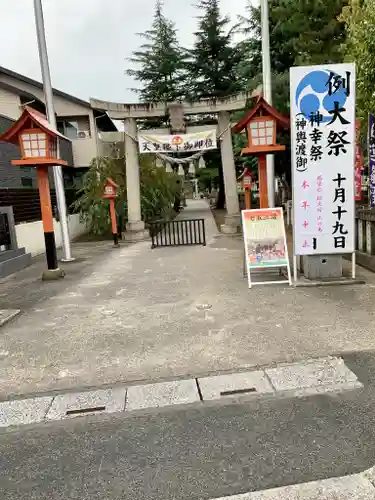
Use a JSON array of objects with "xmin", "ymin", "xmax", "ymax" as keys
[
  {"xmin": 33, "ymin": 0, "xmax": 74, "ymax": 261},
  {"xmin": 260, "ymin": 0, "xmax": 275, "ymax": 208}
]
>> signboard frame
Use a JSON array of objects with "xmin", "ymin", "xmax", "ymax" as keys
[
  {"xmin": 241, "ymin": 208, "xmax": 292, "ymax": 289},
  {"xmin": 369, "ymin": 114, "xmax": 375, "ymax": 208},
  {"xmin": 355, "ymin": 119, "xmax": 363, "ymax": 201},
  {"xmin": 290, "ymin": 62, "xmax": 356, "ymax": 280}
]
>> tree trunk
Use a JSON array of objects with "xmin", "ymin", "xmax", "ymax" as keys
[{"xmin": 216, "ymin": 163, "xmax": 226, "ymax": 209}]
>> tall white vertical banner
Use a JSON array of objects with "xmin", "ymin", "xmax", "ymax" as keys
[{"xmin": 290, "ymin": 63, "xmax": 355, "ymax": 255}]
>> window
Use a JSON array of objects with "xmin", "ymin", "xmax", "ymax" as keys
[
  {"xmin": 21, "ymin": 131, "xmax": 47, "ymax": 157},
  {"xmin": 21, "ymin": 177, "xmax": 33, "ymax": 187},
  {"xmin": 56, "ymin": 117, "xmax": 91, "ymax": 139},
  {"xmin": 249, "ymin": 120, "xmax": 275, "ymax": 146},
  {"xmin": 64, "ymin": 120, "xmax": 79, "ymax": 139}
]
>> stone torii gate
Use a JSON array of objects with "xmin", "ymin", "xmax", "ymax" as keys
[{"xmin": 90, "ymin": 93, "xmax": 251, "ymax": 241}]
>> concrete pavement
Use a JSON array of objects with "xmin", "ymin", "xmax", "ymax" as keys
[
  {"xmin": 1, "ymin": 200, "xmax": 375, "ymax": 399},
  {"xmin": 2, "ymin": 364, "xmax": 375, "ymax": 500}
]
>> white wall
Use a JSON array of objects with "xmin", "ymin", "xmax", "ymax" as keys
[
  {"xmin": 0, "ymin": 87, "xmax": 20, "ymax": 119},
  {"xmin": 0, "ymin": 73, "xmax": 99, "ymax": 167},
  {"xmin": 0, "ymin": 74, "xmax": 90, "ymax": 117},
  {"xmin": 15, "ymin": 214, "xmax": 87, "ymax": 256},
  {"xmin": 71, "ymin": 137, "xmax": 97, "ymax": 167}
]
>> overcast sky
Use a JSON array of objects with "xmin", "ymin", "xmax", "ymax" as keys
[{"xmin": 1, "ymin": 0, "xmax": 252, "ymax": 104}]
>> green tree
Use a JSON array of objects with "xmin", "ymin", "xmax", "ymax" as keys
[
  {"xmin": 235, "ymin": 0, "xmax": 346, "ymax": 186},
  {"xmin": 184, "ymin": 0, "xmax": 243, "ymax": 207},
  {"xmin": 126, "ymin": 0, "xmax": 184, "ymax": 103},
  {"xmin": 185, "ymin": 0, "xmax": 243, "ymax": 99},
  {"xmin": 340, "ymin": 0, "xmax": 375, "ymax": 136},
  {"xmin": 73, "ymin": 155, "xmax": 179, "ymax": 235},
  {"xmin": 238, "ymin": 0, "xmax": 346, "ymax": 110}
]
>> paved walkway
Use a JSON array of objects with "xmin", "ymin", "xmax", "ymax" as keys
[{"xmin": 1, "ymin": 200, "xmax": 375, "ymax": 399}]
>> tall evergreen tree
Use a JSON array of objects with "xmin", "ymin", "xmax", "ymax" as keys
[
  {"xmin": 126, "ymin": 0, "xmax": 184, "ymax": 102},
  {"xmin": 236, "ymin": 0, "xmax": 346, "ymax": 185},
  {"xmin": 184, "ymin": 0, "xmax": 243, "ymax": 208},
  {"xmin": 238, "ymin": 0, "xmax": 346, "ymax": 111},
  {"xmin": 185, "ymin": 0, "xmax": 243, "ymax": 99},
  {"xmin": 340, "ymin": 0, "xmax": 375, "ymax": 137}
]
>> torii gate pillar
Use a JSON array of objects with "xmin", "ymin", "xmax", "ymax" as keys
[
  {"xmin": 218, "ymin": 111, "xmax": 240, "ymax": 234},
  {"xmin": 124, "ymin": 117, "xmax": 149, "ymax": 241}
]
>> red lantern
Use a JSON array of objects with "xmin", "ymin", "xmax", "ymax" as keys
[{"xmin": 102, "ymin": 178, "xmax": 119, "ymax": 247}]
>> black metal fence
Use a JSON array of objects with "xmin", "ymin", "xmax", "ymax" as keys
[
  {"xmin": 149, "ymin": 219, "xmax": 206, "ymax": 249},
  {"xmin": 0, "ymin": 188, "xmax": 79, "ymax": 224}
]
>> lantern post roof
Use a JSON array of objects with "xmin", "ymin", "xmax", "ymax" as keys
[
  {"xmin": 0, "ymin": 106, "xmax": 70, "ymax": 145},
  {"xmin": 232, "ymin": 95, "xmax": 289, "ymax": 134}
]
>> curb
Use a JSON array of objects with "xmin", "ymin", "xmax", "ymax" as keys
[
  {"xmin": 210, "ymin": 467, "xmax": 375, "ymax": 499},
  {"xmin": 0, "ymin": 309, "xmax": 21, "ymax": 327},
  {"xmin": 0, "ymin": 356, "xmax": 363, "ymax": 430}
]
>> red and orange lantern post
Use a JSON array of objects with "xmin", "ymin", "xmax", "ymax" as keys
[
  {"xmin": 243, "ymin": 168, "xmax": 252, "ymax": 210},
  {"xmin": 102, "ymin": 178, "xmax": 119, "ymax": 247},
  {"xmin": 232, "ymin": 96, "xmax": 289, "ymax": 208},
  {"xmin": 0, "ymin": 106, "xmax": 69, "ymax": 280}
]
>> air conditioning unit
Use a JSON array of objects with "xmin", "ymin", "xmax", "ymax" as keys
[{"xmin": 77, "ymin": 130, "xmax": 90, "ymax": 139}]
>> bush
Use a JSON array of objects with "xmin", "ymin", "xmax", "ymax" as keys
[{"xmin": 72, "ymin": 155, "xmax": 180, "ymax": 235}]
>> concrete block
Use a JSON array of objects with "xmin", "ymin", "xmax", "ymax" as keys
[
  {"xmin": 265, "ymin": 357, "xmax": 360, "ymax": 392},
  {"xmin": 198, "ymin": 371, "xmax": 274, "ymax": 401},
  {"xmin": 0, "ymin": 309, "xmax": 21, "ymax": 327},
  {"xmin": 0, "ymin": 252, "xmax": 32, "ymax": 279},
  {"xmin": 126, "ymin": 379, "xmax": 199, "ymax": 411},
  {"xmin": 124, "ymin": 229, "xmax": 150, "ymax": 242},
  {"xmin": 221, "ymin": 224, "xmax": 238, "ymax": 234},
  {"xmin": 46, "ymin": 388, "xmax": 126, "ymax": 421},
  {"xmin": 302, "ymin": 255, "xmax": 342, "ymax": 279},
  {"xmin": 213, "ymin": 474, "xmax": 375, "ymax": 499},
  {"xmin": 0, "ymin": 396, "xmax": 53, "ymax": 428}
]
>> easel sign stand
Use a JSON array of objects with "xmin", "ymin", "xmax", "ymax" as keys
[{"xmin": 242, "ymin": 208, "xmax": 292, "ymax": 288}]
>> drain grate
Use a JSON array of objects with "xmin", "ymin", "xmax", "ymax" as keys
[
  {"xmin": 46, "ymin": 388, "xmax": 127, "ymax": 421},
  {"xmin": 220, "ymin": 388, "xmax": 257, "ymax": 397},
  {"xmin": 198, "ymin": 371, "xmax": 274, "ymax": 401},
  {"xmin": 66, "ymin": 406, "xmax": 106, "ymax": 416}
]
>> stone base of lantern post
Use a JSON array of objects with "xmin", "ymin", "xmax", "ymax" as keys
[
  {"xmin": 124, "ymin": 221, "xmax": 150, "ymax": 242},
  {"xmin": 42, "ymin": 268, "xmax": 65, "ymax": 281},
  {"xmin": 221, "ymin": 214, "xmax": 241, "ymax": 234}
]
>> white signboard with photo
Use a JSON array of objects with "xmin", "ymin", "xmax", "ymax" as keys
[
  {"xmin": 290, "ymin": 63, "xmax": 355, "ymax": 256},
  {"xmin": 138, "ymin": 130, "xmax": 217, "ymax": 153}
]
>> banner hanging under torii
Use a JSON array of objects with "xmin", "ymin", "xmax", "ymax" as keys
[{"xmin": 138, "ymin": 130, "xmax": 217, "ymax": 153}]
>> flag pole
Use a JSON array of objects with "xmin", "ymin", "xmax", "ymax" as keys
[
  {"xmin": 260, "ymin": 0, "xmax": 275, "ymax": 208},
  {"xmin": 33, "ymin": 0, "xmax": 74, "ymax": 261}
]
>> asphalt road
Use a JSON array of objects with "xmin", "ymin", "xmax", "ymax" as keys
[{"xmin": 2, "ymin": 353, "xmax": 375, "ymax": 500}]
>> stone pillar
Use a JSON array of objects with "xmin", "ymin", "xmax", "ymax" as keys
[
  {"xmin": 358, "ymin": 218, "xmax": 364, "ymax": 252},
  {"xmin": 124, "ymin": 117, "xmax": 149, "ymax": 241},
  {"xmin": 366, "ymin": 220, "xmax": 372, "ymax": 255},
  {"xmin": 218, "ymin": 111, "xmax": 240, "ymax": 234}
]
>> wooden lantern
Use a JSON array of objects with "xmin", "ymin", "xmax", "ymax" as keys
[
  {"xmin": 233, "ymin": 96, "xmax": 289, "ymax": 208},
  {"xmin": 0, "ymin": 106, "xmax": 70, "ymax": 278},
  {"xmin": 102, "ymin": 178, "xmax": 118, "ymax": 199},
  {"xmin": 0, "ymin": 106, "xmax": 68, "ymax": 167},
  {"xmin": 102, "ymin": 178, "xmax": 119, "ymax": 246},
  {"xmin": 238, "ymin": 167, "xmax": 253, "ymax": 209}
]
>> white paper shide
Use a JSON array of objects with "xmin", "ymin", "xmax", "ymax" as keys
[{"xmin": 290, "ymin": 63, "xmax": 355, "ymax": 255}]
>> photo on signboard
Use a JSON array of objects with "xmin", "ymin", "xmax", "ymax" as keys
[{"xmin": 242, "ymin": 208, "xmax": 288, "ymax": 269}]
